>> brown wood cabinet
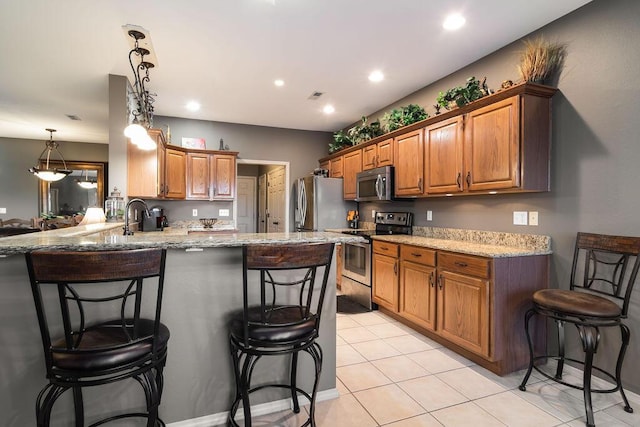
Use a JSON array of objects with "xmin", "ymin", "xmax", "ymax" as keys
[
  {"xmin": 363, "ymin": 138, "xmax": 393, "ymax": 171},
  {"xmin": 319, "ymin": 159, "xmax": 330, "ymax": 173},
  {"xmin": 425, "ymin": 116, "xmax": 464, "ymax": 194},
  {"xmin": 394, "ymin": 129, "xmax": 424, "ymax": 196},
  {"xmin": 164, "ymin": 148, "xmax": 186, "ymax": 199},
  {"xmin": 186, "ymin": 151, "xmax": 237, "ymax": 200},
  {"xmin": 372, "ymin": 241, "xmax": 399, "ymax": 311},
  {"xmin": 399, "ymin": 245, "xmax": 436, "ymax": 331},
  {"xmin": 128, "ymin": 130, "xmax": 186, "ymax": 199},
  {"xmin": 437, "ymin": 252, "xmax": 490, "ymax": 358},
  {"xmin": 342, "ymin": 149, "xmax": 362, "ymax": 200},
  {"xmin": 318, "ymin": 82, "xmax": 556, "ymax": 198},
  {"xmin": 374, "ymin": 239, "xmax": 549, "ymax": 375},
  {"xmin": 330, "ymin": 156, "xmax": 343, "ymax": 178}
]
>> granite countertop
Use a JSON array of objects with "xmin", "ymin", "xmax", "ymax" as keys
[
  {"xmin": 372, "ymin": 226, "xmax": 551, "ymax": 258},
  {"xmin": 0, "ymin": 224, "xmax": 364, "ymax": 255}
]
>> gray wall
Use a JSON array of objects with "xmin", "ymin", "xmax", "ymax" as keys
[
  {"xmin": 0, "ymin": 137, "xmax": 108, "ymax": 220},
  {"xmin": 360, "ymin": 0, "xmax": 640, "ymax": 392}
]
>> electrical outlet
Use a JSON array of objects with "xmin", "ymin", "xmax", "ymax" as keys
[
  {"xmin": 426, "ymin": 210, "xmax": 433, "ymax": 221},
  {"xmin": 513, "ymin": 211, "xmax": 528, "ymax": 225},
  {"xmin": 192, "ymin": 209, "xmax": 198, "ymax": 217},
  {"xmin": 529, "ymin": 211, "xmax": 539, "ymax": 226},
  {"xmin": 219, "ymin": 209, "xmax": 230, "ymax": 217},
  {"xmin": 371, "ymin": 210, "xmax": 376, "ymax": 219},
  {"xmin": 0, "ymin": 208, "xmax": 6, "ymax": 214}
]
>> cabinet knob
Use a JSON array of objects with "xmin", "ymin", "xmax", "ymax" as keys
[
  {"xmin": 466, "ymin": 171, "xmax": 471, "ymax": 187},
  {"xmin": 394, "ymin": 262, "xmax": 398, "ymax": 275},
  {"xmin": 418, "ymin": 177, "xmax": 423, "ymax": 192},
  {"xmin": 411, "ymin": 252, "xmax": 422, "ymax": 258},
  {"xmin": 429, "ymin": 271, "xmax": 434, "ymax": 287},
  {"xmin": 456, "ymin": 172, "xmax": 463, "ymax": 191},
  {"xmin": 454, "ymin": 261, "xmax": 468, "ymax": 268},
  {"xmin": 438, "ymin": 274, "xmax": 443, "ymax": 290}
]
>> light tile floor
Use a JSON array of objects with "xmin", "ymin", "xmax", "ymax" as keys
[{"xmin": 254, "ymin": 310, "xmax": 640, "ymax": 426}]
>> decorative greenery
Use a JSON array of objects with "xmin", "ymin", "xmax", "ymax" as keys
[
  {"xmin": 347, "ymin": 116, "xmax": 384, "ymax": 145},
  {"xmin": 382, "ymin": 104, "xmax": 428, "ymax": 132},
  {"xmin": 517, "ymin": 36, "xmax": 567, "ymax": 83},
  {"xmin": 329, "ymin": 130, "xmax": 353, "ymax": 153},
  {"xmin": 436, "ymin": 76, "xmax": 488, "ymax": 110}
]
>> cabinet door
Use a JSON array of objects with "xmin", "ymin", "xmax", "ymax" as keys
[
  {"xmin": 128, "ymin": 143, "xmax": 159, "ymax": 198},
  {"xmin": 400, "ymin": 261, "xmax": 436, "ymax": 331},
  {"xmin": 362, "ymin": 145, "xmax": 377, "ymax": 170},
  {"xmin": 211, "ymin": 154, "xmax": 236, "ymax": 200},
  {"xmin": 377, "ymin": 138, "xmax": 394, "ymax": 167},
  {"xmin": 437, "ymin": 270, "xmax": 489, "ymax": 357},
  {"xmin": 330, "ymin": 156, "xmax": 344, "ymax": 178},
  {"xmin": 342, "ymin": 150, "xmax": 362, "ymax": 200},
  {"xmin": 373, "ymin": 253, "xmax": 398, "ymax": 311},
  {"xmin": 186, "ymin": 153, "xmax": 210, "ymax": 199},
  {"xmin": 164, "ymin": 148, "xmax": 186, "ymax": 199},
  {"xmin": 394, "ymin": 130, "xmax": 424, "ymax": 196},
  {"xmin": 464, "ymin": 96, "xmax": 519, "ymax": 191},
  {"xmin": 425, "ymin": 116, "xmax": 464, "ymax": 194}
]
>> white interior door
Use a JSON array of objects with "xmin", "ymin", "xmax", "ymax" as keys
[
  {"xmin": 258, "ymin": 174, "xmax": 267, "ymax": 233},
  {"xmin": 267, "ymin": 167, "xmax": 285, "ymax": 233},
  {"xmin": 236, "ymin": 176, "xmax": 256, "ymax": 233}
]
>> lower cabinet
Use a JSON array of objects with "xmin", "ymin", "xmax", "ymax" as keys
[
  {"xmin": 375, "ymin": 240, "xmax": 549, "ymax": 375},
  {"xmin": 372, "ymin": 241, "xmax": 399, "ymax": 311}
]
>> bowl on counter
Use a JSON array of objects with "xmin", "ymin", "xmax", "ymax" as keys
[{"xmin": 199, "ymin": 218, "xmax": 218, "ymax": 228}]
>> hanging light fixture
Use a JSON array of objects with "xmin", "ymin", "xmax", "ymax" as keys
[
  {"xmin": 77, "ymin": 169, "xmax": 98, "ymax": 189},
  {"xmin": 124, "ymin": 27, "xmax": 157, "ymax": 150},
  {"xmin": 29, "ymin": 129, "xmax": 72, "ymax": 182}
]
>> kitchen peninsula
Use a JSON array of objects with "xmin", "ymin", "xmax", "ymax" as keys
[{"xmin": 0, "ymin": 225, "xmax": 364, "ymax": 425}]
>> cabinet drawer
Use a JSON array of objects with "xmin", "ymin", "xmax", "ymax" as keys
[
  {"xmin": 373, "ymin": 240, "xmax": 399, "ymax": 256},
  {"xmin": 400, "ymin": 245, "xmax": 436, "ymax": 266},
  {"xmin": 438, "ymin": 252, "xmax": 490, "ymax": 279}
]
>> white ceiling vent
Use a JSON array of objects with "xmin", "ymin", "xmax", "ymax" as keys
[{"xmin": 307, "ymin": 91, "xmax": 324, "ymax": 100}]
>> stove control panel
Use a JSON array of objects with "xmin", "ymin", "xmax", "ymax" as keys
[{"xmin": 375, "ymin": 212, "xmax": 413, "ymax": 227}]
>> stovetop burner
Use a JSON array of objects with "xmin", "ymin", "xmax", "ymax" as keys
[{"xmin": 340, "ymin": 212, "xmax": 413, "ymax": 240}]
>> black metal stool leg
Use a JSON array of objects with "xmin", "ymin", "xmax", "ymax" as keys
[
  {"xmin": 555, "ymin": 318, "xmax": 566, "ymax": 380},
  {"xmin": 36, "ymin": 384, "xmax": 66, "ymax": 427},
  {"xmin": 519, "ymin": 308, "xmax": 536, "ymax": 391},
  {"xmin": 72, "ymin": 386, "xmax": 84, "ymax": 427},
  {"xmin": 291, "ymin": 352, "xmax": 300, "ymax": 413},
  {"xmin": 579, "ymin": 325, "xmax": 599, "ymax": 427},
  {"xmin": 307, "ymin": 342, "xmax": 323, "ymax": 427},
  {"xmin": 617, "ymin": 324, "xmax": 634, "ymax": 414}
]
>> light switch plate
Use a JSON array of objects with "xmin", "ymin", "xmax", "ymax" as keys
[
  {"xmin": 219, "ymin": 209, "xmax": 230, "ymax": 217},
  {"xmin": 0, "ymin": 207, "xmax": 6, "ymax": 214},
  {"xmin": 513, "ymin": 211, "xmax": 528, "ymax": 225},
  {"xmin": 192, "ymin": 209, "xmax": 198, "ymax": 217},
  {"xmin": 529, "ymin": 211, "xmax": 539, "ymax": 226},
  {"xmin": 426, "ymin": 210, "xmax": 433, "ymax": 221}
]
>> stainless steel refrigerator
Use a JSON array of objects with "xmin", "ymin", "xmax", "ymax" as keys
[{"xmin": 295, "ymin": 176, "xmax": 355, "ymax": 231}]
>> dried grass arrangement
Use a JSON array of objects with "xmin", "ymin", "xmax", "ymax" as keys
[{"xmin": 517, "ymin": 36, "xmax": 567, "ymax": 84}]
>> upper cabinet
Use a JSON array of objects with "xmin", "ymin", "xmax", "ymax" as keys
[
  {"xmin": 319, "ymin": 82, "xmax": 556, "ymax": 199},
  {"xmin": 186, "ymin": 151, "xmax": 237, "ymax": 201},
  {"xmin": 330, "ymin": 156, "xmax": 343, "ymax": 178},
  {"xmin": 394, "ymin": 129, "xmax": 424, "ymax": 197},
  {"xmin": 342, "ymin": 149, "xmax": 362, "ymax": 200},
  {"xmin": 128, "ymin": 129, "xmax": 237, "ymax": 201}
]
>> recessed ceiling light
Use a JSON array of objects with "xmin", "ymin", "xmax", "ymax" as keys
[
  {"xmin": 186, "ymin": 101, "xmax": 200, "ymax": 112},
  {"xmin": 368, "ymin": 70, "xmax": 384, "ymax": 82},
  {"xmin": 443, "ymin": 13, "xmax": 466, "ymax": 30},
  {"xmin": 323, "ymin": 104, "xmax": 335, "ymax": 114},
  {"xmin": 274, "ymin": 79, "xmax": 285, "ymax": 87}
]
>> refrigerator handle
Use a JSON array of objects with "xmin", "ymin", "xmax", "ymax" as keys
[
  {"xmin": 299, "ymin": 180, "xmax": 307, "ymax": 227},
  {"xmin": 375, "ymin": 174, "xmax": 383, "ymax": 199}
]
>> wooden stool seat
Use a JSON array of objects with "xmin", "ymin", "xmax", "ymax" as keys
[{"xmin": 533, "ymin": 289, "xmax": 622, "ymax": 319}]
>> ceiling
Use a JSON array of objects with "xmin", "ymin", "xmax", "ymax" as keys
[{"xmin": 0, "ymin": 0, "xmax": 591, "ymax": 144}]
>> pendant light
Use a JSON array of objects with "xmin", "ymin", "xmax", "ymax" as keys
[
  {"xmin": 29, "ymin": 129, "xmax": 72, "ymax": 182},
  {"xmin": 77, "ymin": 169, "xmax": 98, "ymax": 189}
]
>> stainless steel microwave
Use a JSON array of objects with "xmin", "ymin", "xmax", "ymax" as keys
[{"xmin": 356, "ymin": 166, "xmax": 394, "ymax": 202}]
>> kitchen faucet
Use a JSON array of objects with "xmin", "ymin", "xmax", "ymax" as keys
[{"xmin": 123, "ymin": 198, "xmax": 150, "ymax": 236}]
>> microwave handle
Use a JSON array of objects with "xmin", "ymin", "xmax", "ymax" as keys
[
  {"xmin": 375, "ymin": 174, "xmax": 383, "ymax": 199},
  {"xmin": 299, "ymin": 180, "xmax": 307, "ymax": 227}
]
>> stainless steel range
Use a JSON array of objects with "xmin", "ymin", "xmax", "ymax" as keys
[{"xmin": 340, "ymin": 212, "xmax": 412, "ymax": 311}]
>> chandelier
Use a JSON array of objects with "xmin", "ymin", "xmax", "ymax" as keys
[
  {"xmin": 124, "ymin": 28, "xmax": 157, "ymax": 150},
  {"xmin": 77, "ymin": 169, "xmax": 97, "ymax": 189},
  {"xmin": 29, "ymin": 129, "xmax": 72, "ymax": 182}
]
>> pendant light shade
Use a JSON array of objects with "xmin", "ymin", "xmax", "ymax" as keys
[
  {"xmin": 29, "ymin": 129, "xmax": 72, "ymax": 182},
  {"xmin": 77, "ymin": 169, "xmax": 98, "ymax": 189}
]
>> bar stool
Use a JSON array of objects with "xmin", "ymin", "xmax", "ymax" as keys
[
  {"xmin": 228, "ymin": 243, "xmax": 335, "ymax": 427},
  {"xmin": 26, "ymin": 248, "xmax": 170, "ymax": 426},
  {"xmin": 519, "ymin": 232, "xmax": 640, "ymax": 427}
]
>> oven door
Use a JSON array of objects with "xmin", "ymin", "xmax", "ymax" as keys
[{"xmin": 341, "ymin": 240, "xmax": 373, "ymax": 310}]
